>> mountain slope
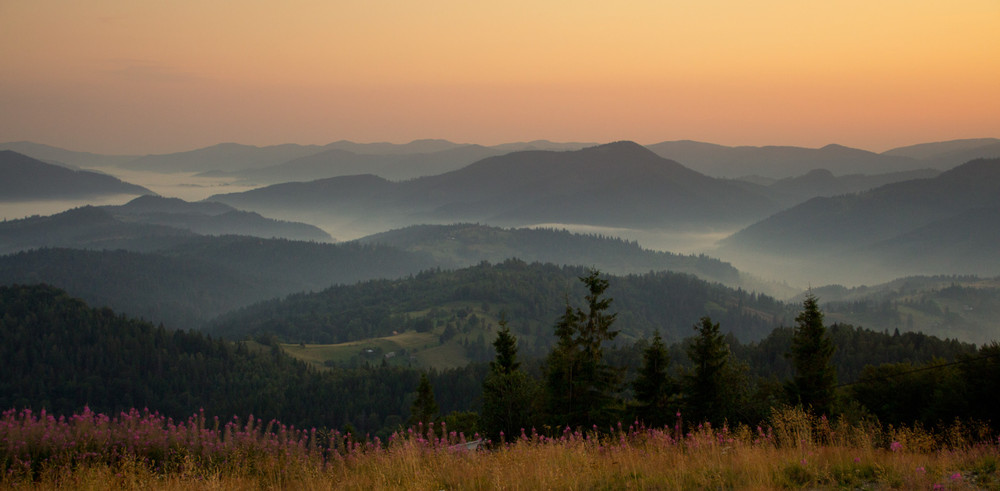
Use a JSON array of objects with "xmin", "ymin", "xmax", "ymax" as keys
[
  {"xmin": 0, "ymin": 236, "xmax": 437, "ymax": 328},
  {"xmin": 766, "ymin": 168, "xmax": 940, "ymax": 206},
  {"xmin": 0, "ymin": 283, "xmax": 428, "ymax": 433},
  {"xmin": 121, "ymin": 142, "xmax": 326, "ymax": 173},
  {"xmin": 227, "ymin": 144, "xmax": 503, "ymax": 183},
  {"xmin": 882, "ymin": 138, "xmax": 1000, "ymax": 166},
  {"xmin": 208, "ymin": 141, "xmax": 783, "ymax": 236},
  {"xmin": 0, "ymin": 141, "xmax": 136, "ymax": 168},
  {"xmin": 0, "ymin": 151, "xmax": 150, "ymax": 201},
  {"xmin": 207, "ymin": 261, "xmax": 787, "ymax": 350},
  {"xmin": 0, "ymin": 206, "xmax": 195, "ymax": 255},
  {"xmin": 718, "ymin": 158, "xmax": 1000, "ymax": 283},
  {"xmin": 356, "ymin": 223, "xmax": 742, "ymax": 286},
  {"xmin": 104, "ymin": 195, "xmax": 332, "ymax": 242}
]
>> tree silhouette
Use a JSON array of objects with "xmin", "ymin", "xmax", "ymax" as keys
[{"xmin": 788, "ymin": 294, "xmax": 836, "ymax": 415}]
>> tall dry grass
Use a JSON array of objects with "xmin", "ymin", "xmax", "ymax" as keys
[{"xmin": 3, "ymin": 406, "xmax": 998, "ymax": 489}]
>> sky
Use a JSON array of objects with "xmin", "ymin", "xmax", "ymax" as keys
[{"xmin": 2, "ymin": 0, "xmax": 998, "ymax": 155}]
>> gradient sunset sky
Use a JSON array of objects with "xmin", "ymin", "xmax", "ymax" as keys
[{"xmin": 2, "ymin": 1, "xmax": 998, "ymax": 155}]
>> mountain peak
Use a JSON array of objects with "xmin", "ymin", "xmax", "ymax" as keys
[{"xmin": 581, "ymin": 141, "xmax": 660, "ymax": 159}]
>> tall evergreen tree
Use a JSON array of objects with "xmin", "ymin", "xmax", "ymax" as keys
[
  {"xmin": 545, "ymin": 270, "xmax": 620, "ymax": 429},
  {"xmin": 684, "ymin": 316, "xmax": 732, "ymax": 426},
  {"xmin": 490, "ymin": 315, "xmax": 520, "ymax": 375},
  {"xmin": 481, "ymin": 316, "xmax": 536, "ymax": 441},
  {"xmin": 408, "ymin": 373, "xmax": 439, "ymax": 427},
  {"xmin": 787, "ymin": 294, "xmax": 837, "ymax": 415},
  {"xmin": 632, "ymin": 331, "xmax": 674, "ymax": 427}
]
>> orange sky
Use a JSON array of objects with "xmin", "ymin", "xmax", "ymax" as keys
[{"xmin": 1, "ymin": 0, "xmax": 998, "ymax": 155}]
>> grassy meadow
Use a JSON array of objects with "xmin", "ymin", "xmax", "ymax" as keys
[
  {"xmin": 281, "ymin": 302, "xmax": 507, "ymax": 370},
  {"xmin": 3, "ymin": 406, "xmax": 998, "ymax": 490}
]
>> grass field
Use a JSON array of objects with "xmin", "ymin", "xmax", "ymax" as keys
[
  {"xmin": 281, "ymin": 302, "xmax": 511, "ymax": 370},
  {"xmin": 3, "ymin": 406, "xmax": 998, "ymax": 489}
]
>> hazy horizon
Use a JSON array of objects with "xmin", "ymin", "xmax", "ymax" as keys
[{"xmin": 2, "ymin": 2, "xmax": 998, "ymax": 155}]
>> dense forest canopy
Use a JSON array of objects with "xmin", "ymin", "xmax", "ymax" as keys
[{"xmin": 2, "ymin": 283, "xmax": 995, "ymax": 439}]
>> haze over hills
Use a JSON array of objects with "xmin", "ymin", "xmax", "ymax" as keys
[
  {"xmin": 208, "ymin": 141, "xmax": 784, "ymax": 238},
  {"xmin": 102, "ymin": 195, "xmax": 332, "ymax": 242},
  {"xmin": 354, "ymin": 223, "xmax": 744, "ymax": 287},
  {"xmin": 121, "ymin": 142, "xmax": 328, "ymax": 173},
  {"xmin": 0, "ymin": 151, "xmax": 150, "ymax": 201},
  {"xmin": 0, "ymin": 197, "xmax": 330, "ymax": 255},
  {"xmin": 223, "ymin": 144, "xmax": 505, "ymax": 184},
  {"xmin": 882, "ymin": 138, "xmax": 1000, "ymax": 165},
  {"xmin": 0, "ymin": 142, "xmax": 137, "ymax": 168},
  {"xmin": 718, "ymin": 158, "xmax": 1000, "ymax": 284},
  {"xmin": 645, "ymin": 141, "xmax": 932, "ymax": 178},
  {"xmin": 0, "ymin": 237, "xmax": 437, "ymax": 328},
  {"xmin": 764, "ymin": 168, "xmax": 941, "ymax": 207}
]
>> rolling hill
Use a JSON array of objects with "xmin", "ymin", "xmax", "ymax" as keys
[
  {"xmin": 207, "ymin": 141, "xmax": 783, "ymax": 237},
  {"xmin": 103, "ymin": 195, "xmax": 332, "ymax": 242},
  {"xmin": 0, "ymin": 198, "xmax": 331, "ymax": 255},
  {"xmin": 355, "ymin": 223, "xmax": 743, "ymax": 286},
  {"xmin": 718, "ymin": 158, "xmax": 1000, "ymax": 284},
  {"xmin": 0, "ymin": 150, "xmax": 150, "ymax": 201},
  {"xmin": 0, "ymin": 237, "xmax": 437, "ymax": 329},
  {"xmin": 206, "ymin": 261, "xmax": 789, "ymax": 353},
  {"xmin": 645, "ymin": 141, "xmax": 930, "ymax": 178}
]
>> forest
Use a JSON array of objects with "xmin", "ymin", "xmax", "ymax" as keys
[{"xmin": 2, "ymin": 277, "xmax": 996, "ymax": 442}]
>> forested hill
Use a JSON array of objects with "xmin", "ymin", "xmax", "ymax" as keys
[
  {"xmin": 0, "ymin": 284, "xmax": 466, "ymax": 435},
  {"xmin": 0, "ymin": 239, "xmax": 438, "ymax": 329},
  {"xmin": 207, "ymin": 260, "xmax": 788, "ymax": 352},
  {"xmin": 356, "ymin": 224, "xmax": 741, "ymax": 286}
]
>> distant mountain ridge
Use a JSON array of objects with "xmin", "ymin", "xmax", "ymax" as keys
[
  {"xmin": 765, "ymin": 168, "xmax": 941, "ymax": 206},
  {"xmin": 0, "ymin": 196, "xmax": 331, "ymax": 254},
  {"xmin": 719, "ymin": 158, "xmax": 1000, "ymax": 282},
  {"xmin": 208, "ymin": 141, "xmax": 784, "ymax": 237},
  {"xmin": 647, "ymin": 141, "xmax": 932, "ymax": 178},
  {"xmin": 0, "ymin": 150, "xmax": 150, "ymax": 201},
  {"xmin": 6, "ymin": 137, "xmax": 997, "ymax": 181},
  {"xmin": 101, "ymin": 195, "xmax": 332, "ymax": 242}
]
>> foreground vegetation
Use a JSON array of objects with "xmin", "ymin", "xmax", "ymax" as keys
[{"xmin": 2, "ymin": 406, "xmax": 997, "ymax": 489}]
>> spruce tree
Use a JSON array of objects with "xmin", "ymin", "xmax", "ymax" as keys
[
  {"xmin": 788, "ymin": 294, "xmax": 837, "ymax": 415},
  {"xmin": 684, "ymin": 316, "xmax": 731, "ymax": 426},
  {"xmin": 482, "ymin": 316, "xmax": 535, "ymax": 441},
  {"xmin": 632, "ymin": 331, "xmax": 674, "ymax": 427},
  {"xmin": 408, "ymin": 373, "xmax": 439, "ymax": 427},
  {"xmin": 544, "ymin": 269, "xmax": 620, "ymax": 429}
]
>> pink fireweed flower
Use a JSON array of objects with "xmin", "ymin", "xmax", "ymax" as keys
[{"xmin": 890, "ymin": 441, "xmax": 903, "ymax": 452}]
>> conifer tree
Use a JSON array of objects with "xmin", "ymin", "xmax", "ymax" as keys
[
  {"xmin": 632, "ymin": 331, "xmax": 674, "ymax": 427},
  {"xmin": 408, "ymin": 373, "xmax": 439, "ymax": 427},
  {"xmin": 684, "ymin": 316, "xmax": 732, "ymax": 426},
  {"xmin": 482, "ymin": 315, "xmax": 535, "ymax": 441},
  {"xmin": 788, "ymin": 294, "xmax": 837, "ymax": 415},
  {"xmin": 545, "ymin": 270, "xmax": 620, "ymax": 429}
]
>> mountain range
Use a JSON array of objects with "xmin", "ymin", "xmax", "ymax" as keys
[
  {"xmin": 206, "ymin": 141, "xmax": 785, "ymax": 237},
  {"xmin": 7, "ymin": 138, "xmax": 997, "ymax": 184},
  {"xmin": 646, "ymin": 138, "xmax": 1000, "ymax": 178}
]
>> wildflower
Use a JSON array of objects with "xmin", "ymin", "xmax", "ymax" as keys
[
  {"xmin": 916, "ymin": 466, "xmax": 925, "ymax": 474},
  {"xmin": 951, "ymin": 472, "xmax": 962, "ymax": 481},
  {"xmin": 890, "ymin": 441, "xmax": 903, "ymax": 452}
]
